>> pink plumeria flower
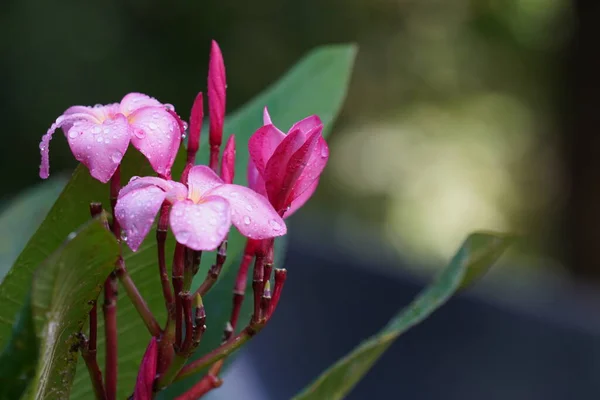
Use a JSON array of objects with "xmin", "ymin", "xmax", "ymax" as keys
[
  {"xmin": 247, "ymin": 108, "xmax": 329, "ymax": 216},
  {"xmin": 115, "ymin": 165, "xmax": 286, "ymax": 252},
  {"xmin": 39, "ymin": 92, "xmax": 182, "ymax": 183}
]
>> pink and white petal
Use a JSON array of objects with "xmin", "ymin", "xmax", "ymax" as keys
[
  {"xmin": 120, "ymin": 92, "xmax": 162, "ymax": 115},
  {"xmin": 119, "ymin": 176, "xmax": 187, "ymax": 201},
  {"xmin": 247, "ymin": 158, "xmax": 267, "ymax": 197},
  {"xmin": 39, "ymin": 111, "xmax": 100, "ymax": 179},
  {"xmin": 66, "ymin": 114, "xmax": 131, "ymax": 183},
  {"xmin": 248, "ymin": 124, "xmax": 286, "ymax": 173},
  {"xmin": 207, "ymin": 184, "xmax": 286, "ymax": 239},
  {"xmin": 115, "ymin": 185, "xmax": 167, "ymax": 252},
  {"xmin": 289, "ymin": 131, "xmax": 328, "ymax": 202},
  {"xmin": 61, "ymin": 104, "xmax": 121, "ymax": 132},
  {"xmin": 187, "ymin": 165, "xmax": 224, "ymax": 201},
  {"xmin": 288, "ymin": 115, "xmax": 323, "ymax": 138},
  {"xmin": 129, "ymin": 106, "xmax": 182, "ymax": 177},
  {"xmin": 263, "ymin": 128, "xmax": 307, "ymax": 205},
  {"xmin": 169, "ymin": 198, "xmax": 231, "ymax": 251},
  {"xmin": 285, "ymin": 178, "xmax": 319, "ymax": 218}
]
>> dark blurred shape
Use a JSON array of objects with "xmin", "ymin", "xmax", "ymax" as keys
[{"xmin": 565, "ymin": 1, "xmax": 600, "ymax": 279}]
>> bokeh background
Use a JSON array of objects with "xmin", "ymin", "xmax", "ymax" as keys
[{"xmin": 3, "ymin": 0, "xmax": 600, "ymax": 399}]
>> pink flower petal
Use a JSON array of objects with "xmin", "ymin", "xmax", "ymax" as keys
[
  {"xmin": 134, "ymin": 337, "xmax": 157, "ymax": 400},
  {"xmin": 115, "ymin": 183, "xmax": 167, "ymax": 251},
  {"xmin": 66, "ymin": 114, "xmax": 131, "ymax": 183},
  {"xmin": 263, "ymin": 128, "xmax": 307, "ymax": 207},
  {"xmin": 263, "ymin": 107, "xmax": 273, "ymax": 125},
  {"xmin": 119, "ymin": 176, "xmax": 187, "ymax": 202},
  {"xmin": 286, "ymin": 178, "xmax": 319, "ymax": 218},
  {"xmin": 169, "ymin": 197, "xmax": 231, "ymax": 251},
  {"xmin": 39, "ymin": 111, "xmax": 99, "ymax": 179},
  {"xmin": 129, "ymin": 106, "xmax": 182, "ymax": 177},
  {"xmin": 247, "ymin": 158, "xmax": 267, "ymax": 197},
  {"xmin": 248, "ymin": 124, "xmax": 286, "ymax": 173},
  {"xmin": 289, "ymin": 131, "xmax": 328, "ymax": 202},
  {"xmin": 289, "ymin": 115, "xmax": 323, "ymax": 138},
  {"xmin": 207, "ymin": 184, "xmax": 286, "ymax": 239},
  {"xmin": 187, "ymin": 165, "xmax": 224, "ymax": 200},
  {"xmin": 221, "ymin": 135, "xmax": 236, "ymax": 184},
  {"xmin": 208, "ymin": 40, "xmax": 226, "ymax": 148},
  {"xmin": 120, "ymin": 92, "xmax": 162, "ymax": 115}
]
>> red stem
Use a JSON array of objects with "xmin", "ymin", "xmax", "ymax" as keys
[
  {"xmin": 269, "ymin": 269, "xmax": 287, "ymax": 318},
  {"xmin": 89, "ymin": 302, "xmax": 97, "ymax": 352},
  {"xmin": 103, "ymin": 273, "xmax": 118, "ymax": 400},
  {"xmin": 175, "ymin": 374, "xmax": 222, "ymax": 400},
  {"xmin": 173, "ymin": 243, "xmax": 185, "ymax": 349},
  {"xmin": 228, "ymin": 241, "xmax": 255, "ymax": 333},
  {"xmin": 251, "ymin": 252, "xmax": 265, "ymax": 324},
  {"xmin": 157, "ymin": 202, "xmax": 174, "ymax": 311},
  {"xmin": 181, "ymin": 293, "xmax": 193, "ymax": 353},
  {"xmin": 209, "ymin": 145, "xmax": 220, "ymax": 173}
]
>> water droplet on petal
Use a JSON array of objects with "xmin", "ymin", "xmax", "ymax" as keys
[
  {"xmin": 104, "ymin": 127, "xmax": 111, "ymax": 134},
  {"xmin": 130, "ymin": 176, "xmax": 140, "ymax": 182},
  {"xmin": 121, "ymin": 231, "xmax": 128, "ymax": 242},
  {"xmin": 177, "ymin": 230, "xmax": 191, "ymax": 244},
  {"xmin": 181, "ymin": 133, "xmax": 187, "ymax": 139},
  {"xmin": 182, "ymin": 121, "xmax": 189, "ymax": 131},
  {"xmin": 92, "ymin": 126, "xmax": 101, "ymax": 134},
  {"xmin": 96, "ymin": 136, "xmax": 103, "ymax": 143},
  {"xmin": 243, "ymin": 216, "xmax": 251, "ymax": 225},
  {"xmin": 269, "ymin": 219, "xmax": 282, "ymax": 231},
  {"xmin": 245, "ymin": 204, "xmax": 253, "ymax": 212},
  {"xmin": 134, "ymin": 129, "xmax": 146, "ymax": 139},
  {"xmin": 104, "ymin": 138, "xmax": 111, "ymax": 144},
  {"xmin": 230, "ymin": 191, "xmax": 238, "ymax": 198},
  {"xmin": 94, "ymin": 104, "xmax": 103, "ymax": 108},
  {"xmin": 39, "ymin": 143, "xmax": 46, "ymax": 150},
  {"xmin": 165, "ymin": 104, "xmax": 175, "ymax": 111},
  {"xmin": 321, "ymin": 146, "xmax": 328, "ymax": 158},
  {"xmin": 148, "ymin": 122, "xmax": 158, "ymax": 130},
  {"xmin": 67, "ymin": 232, "xmax": 76, "ymax": 240},
  {"xmin": 68, "ymin": 130, "xmax": 79, "ymax": 139},
  {"xmin": 111, "ymin": 151, "xmax": 123, "ymax": 163}
]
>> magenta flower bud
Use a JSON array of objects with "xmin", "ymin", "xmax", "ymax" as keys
[
  {"xmin": 39, "ymin": 93, "xmax": 182, "ymax": 183},
  {"xmin": 208, "ymin": 40, "xmax": 226, "ymax": 171},
  {"xmin": 134, "ymin": 337, "xmax": 158, "ymax": 400},
  {"xmin": 221, "ymin": 135, "xmax": 236, "ymax": 184},
  {"xmin": 248, "ymin": 108, "xmax": 329, "ymax": 216},
  {"xmin": 188, "ymin": 91, "xmax": 204, "ymax": 162},
  {"xmin": 115, "ymin": 166, "xmax": 286, "ymax": 252}
]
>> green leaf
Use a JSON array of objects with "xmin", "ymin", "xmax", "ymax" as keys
[
  {"xmin": 0, "ymin": 43, "xmax": 356, "ymax": 399},
  {"xmin": 0, "ymin": 177, "xmax": 68, "ymax": 282},
  {"xmin": 0, "ymin": 294, "xmax": 37, "ymax": 400},
  {"xmin": 26, "ymin": 218, "xmax": 119, "ymax": 400},
  {"xmin": 292, "ymin": 232, "xmax": 513, "ymax": 400}
]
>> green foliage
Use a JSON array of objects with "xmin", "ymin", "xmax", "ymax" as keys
[
  {"xmin": 293, "ymin": 232, "xmax": 513, "ymax": 400},
  {"xmin": 0, "ymin": 219, "xmax": 119, "ymax": 400},
  {"xmin": 0, "ymin": 43, "xmax": 356, "ymax": 399}
]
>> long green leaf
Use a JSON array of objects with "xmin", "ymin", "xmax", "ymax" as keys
[
  {"xmin": 293, "ymin": 232, "xmax": 513, "ymax": 400},
  {"xmin": 27, "ymin": 218, "xmax": 119, "ymax": 399}
]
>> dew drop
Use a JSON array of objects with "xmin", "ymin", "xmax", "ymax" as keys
[
  {"xmin": 177, "ymin": 230, "xmax": 191, "ymax": 244},
  {"xmin": 321, "ymin": 146, "xmax": 328, "ymax": 158},
  {"xmin": 96, "ymin": 136, "xmax": 103, "ymax": 143},
  {"xmin": 148, "ymin": 122, "xmax": 158, "ymax": 130},
  {"xmin": 103, "ymin": 127, "xmax": 111, "ymax": 134},
  {"xmin": 230, "ymin": 191, "xmax": 239, "ymax": 198},
  {"xmin": 120, "ymin": 231, "xmax": 128, "ymax": 242},
  {"xmin": 92, "ymin": 126, "xmax": 101, "ymax": 134},
  {"xmin": 269, "ymin": 219, "xmax": 282, "ymax": 231},
  {"xmin": 245, "ymin": 204, "xmax": 253, "ymax": 212},
  {"xmin": 182, "ymin": 121, "xmax": 189, "ymax": 131},
  {"xmin": 130, "ymin": 176, "xmax": 140, "ymax": 182},
  {"xmin": 181, "ymin": 133, "xmax": 187, "ymax": 139},
  {"xmin": 134, "ymin": 129, "xmax": 146, "ymax": 139},
  {"xmin": 68, "ymin": 130, "xmax": 79, "ymax": 139},
  {"xmin": 94, "ymin": 104, "xmax": 103, "ymax": 108},
  {"xmin": 111, "ymin": 151, "xmax": 123, "ymax": 163},
  {"xmin": 39, "ymin": 143, "xmax": 46, "ymax": 150},
  {"xmin": 67, "ymin": 232, "xmax": 77, "ymax": 240},
  {"xmin": 165, "ymin": 103, "xmax": 175, "ymax": 111},
  {"xmin": 208, "ymin": 217, "xmax": 217, "ymax": 225},
  {"xmin": 243, "ymin": 216, "xmax": 251, "ymax": 225}
]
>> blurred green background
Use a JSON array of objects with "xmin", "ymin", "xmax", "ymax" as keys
[{"xmin": 1, "ymin": 0, "xmax": 584, "ymax": 279}]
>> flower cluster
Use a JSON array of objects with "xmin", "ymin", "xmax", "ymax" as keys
[{"xmin": 39, "ymin": 40, "xmax": 330, "ymax": 398}]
